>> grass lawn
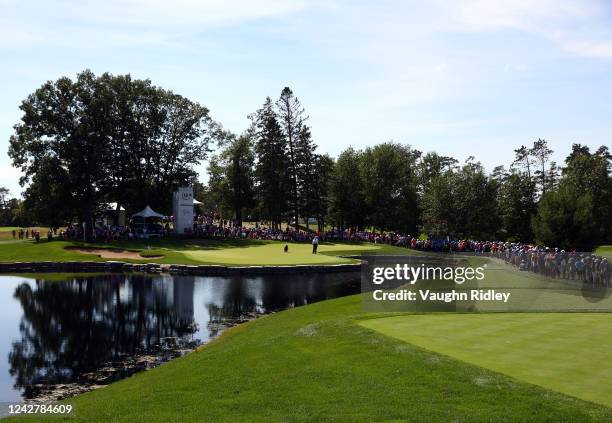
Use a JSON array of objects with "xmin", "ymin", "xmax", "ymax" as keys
[
  {"xmin": 0, "ymin": 226, "xmax": 51, "ymax": 241},
  {"xmin": 6, "ymin": 294, "xmax": 612, "ymax": 422},
  {"xmin": 0, "ymin": 238, "xmax": 416, "ymax": 266},
  {"xmin": 361, "ymin": 313, "xmax": 612, "ymax": 408},
  {"xmin": 180, "ymin": 242, "xmax": 379, "ymax": 265},
  {"xmin": 595, "ymin": 245, "xmax": 612, "ymax": 259}
]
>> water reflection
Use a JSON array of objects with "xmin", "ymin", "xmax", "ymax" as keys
[{"xmin": 0, "ymin": 272, "xmax": 359, "ymax": 401}]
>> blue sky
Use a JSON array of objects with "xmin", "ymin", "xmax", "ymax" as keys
[{"xmin": 1, "ymin": 0, "xmax": 611, "ymax": 197}]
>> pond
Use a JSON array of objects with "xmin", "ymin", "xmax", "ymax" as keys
[{"xmin": 0, "ymin": 272, "xmax": 359, "ymax": 405}]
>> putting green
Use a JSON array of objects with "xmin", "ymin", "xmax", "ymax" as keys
[
  {"xmin": 595, "ymin": 245, "xmax": 612, "ymax": 259},
  {"xmin": 361, "ymin": 313, "xmax": 612, "ymax": 407},
  {"xmin": 179, "ymin": 242, "xmax": 380, "ymax": 265}
]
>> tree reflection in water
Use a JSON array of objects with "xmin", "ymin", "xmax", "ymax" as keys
[
  {"xmin": 9, "ymin": 274, "xmax": 196, "ymax": 398},
  {"xmin": 5, "ymin": 272, "xmax": 359, "ymax": 400}
]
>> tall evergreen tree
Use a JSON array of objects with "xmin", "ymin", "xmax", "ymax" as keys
[
  {"xmin": 251, "ymin": 97, "xmax": 288, "ymax": 229},
  {"xmin": 530, "ymin": 138, "xmax": 553, "ymax": 196},
  {"xmin": 295, "ymin": 125, "xmax": 318, "ymax": 229},
  {"xmin": 276, "ymin": 87, "xmax": 307, "ymax": 230}
]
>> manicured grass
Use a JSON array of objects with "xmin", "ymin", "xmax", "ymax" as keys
[
  {"xmin": 0, "ymin": 238, "xmax": 415, "ymax": 266},
  {"xmin": 7, "ymin": 295, "xmax": 612, "ymax": 422},
  {"xmin": 361, "ymin": 313, "xmax": 612, "ymax": 408},
  {"xmin": 180, "ymin": 242, "xmax": 378, "ymax": 265},
  {"xmin": 0, "ymin": 226, "xmax": 51, "ymax": 240},
  {"xmin": 595, "ymin": 245, "xmax": 612, "ymax": 259},
  {"xmin": 0, "ymin": 227, "xmax": 21, "ymax": 231}
]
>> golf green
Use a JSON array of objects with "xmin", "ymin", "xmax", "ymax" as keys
[
  {"xmin": 360, "ymin": 313, "xmax": 612, "ymax": 407},
  {"xmin": 179, "ymin": 242, "xmax": 379, "ymax": 265},
  {"xmin": 595, "ymin": 245, "xmax": 612, "ymax": 259}
]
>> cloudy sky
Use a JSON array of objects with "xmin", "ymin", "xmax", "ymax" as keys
[{"xmin": 1, "ymin": 0, "xmax": 611, "ymax": 196}]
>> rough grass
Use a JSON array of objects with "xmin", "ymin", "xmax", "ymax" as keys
[{"xmin": 6, "ymin": 295, "xmax": 612, "ymax": 422}]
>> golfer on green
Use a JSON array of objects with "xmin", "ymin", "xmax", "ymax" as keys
[{"xmin": 312, "ymin": 236, "xmax": 319, "ymax": 254}]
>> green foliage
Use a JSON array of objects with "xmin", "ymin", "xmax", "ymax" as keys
[
  {"xmin": 532, "ymin": 144, "xmax": 611, "ymax": 249},
  {"xmin": 251, "ymin": 97, "xmax": 288, "ymax": 228},
  {"xmin": 8, "ymin": 70, "xmax": 222, "ymax": 232},
  {"xmin": 220, "ymin": 135, "xmax": 256, "ymax": 225},
  {"xmin": 421, "ymin": 157, "xmax": 500, "ymax": 239},
  {"xmin": 360, "ymin": 142, "xmax": 420, "ymax": 233},
  {"xmin": 328, "ymin": 147, "xmax": 366, "ymax": 230},
  {"xmin": 496, "ymin": 170, "xmax": 537, "ymax": 242},
  {"xmin": 276, "ymin": 87, "xmax": 307, "ymax": 230}
]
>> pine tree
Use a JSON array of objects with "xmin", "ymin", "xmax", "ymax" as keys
[
  {"xmin": 276, "ymin": 87, "xmax": 307, "ymax": 230},
  {"xmin": 294, "ymin": 125, "xmax": 318, "ymax": 230},
  {"xmin": 251, "ymin": 97, "xmax": 288, "ymax": 229}
]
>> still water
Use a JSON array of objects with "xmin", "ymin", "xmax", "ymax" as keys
[{"xmin": 0, "ymin": 272, "xmax": 359, "ymax": 403}]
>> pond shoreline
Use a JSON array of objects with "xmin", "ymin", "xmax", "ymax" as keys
[
  {"xmin": 25, "ymin": 311, "xmax": 265, "ymax": 404},
  {"xmin": 0, "ymin": 260, "xmax": 361, "ymax": 275}
]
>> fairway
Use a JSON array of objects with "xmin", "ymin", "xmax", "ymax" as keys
[
  {"xmin": 361, "ymin": 313, "xmax": 612, "ymax": 407},
  {"xmin": 180, "ymin": 242, "xmax": 380, "ymax": 265}
]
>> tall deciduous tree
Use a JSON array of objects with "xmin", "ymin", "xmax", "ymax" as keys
[
  {"xmin": 8, "ymin": 70, "xmax": 220, "ymax": 236},
  {"xmin": 360, "ymin": 143, "xmax": 420, "ymax": 234},
  {"xmin": 328, "ymin": 147, "xmax": 366, "ymax": 230},
  {"xmin": 9, "ymin": 71, "xmax": 111, "ymax": 238},
  {"xmin": 532, "ymin": 144, "xmax": 611, "ymax": 249},
  {"xmin": 223, "ymin": 135, "xmax": 256, "ymax": 227}
]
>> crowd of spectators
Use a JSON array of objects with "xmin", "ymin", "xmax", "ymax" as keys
[
  {"xmin": 190, "ymin": 215, "xmax": 610, "ymax": 287},
  {"xmin": 11, "ymin": 213, "xmax": 610, "ymax": 286}
]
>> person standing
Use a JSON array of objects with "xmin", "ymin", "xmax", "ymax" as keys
[{"xmin": 312, "ymin": 236, "xmax": 319, "ymax": 254}]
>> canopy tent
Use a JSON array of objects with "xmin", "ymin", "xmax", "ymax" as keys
[
  {"xmin": 131, "ymin": 206, "xmax": 165, "ymax": 238},
  {"xmin": 132, "ymin": 205, "xmax": 164, "ymax": 219},
  {"xmin": 105, "ymin": 202, "xmax": 126, "ymax": 211},
  {"xmin": 193, "ymin": 199, "xmax": 203, "ymax": 205}
]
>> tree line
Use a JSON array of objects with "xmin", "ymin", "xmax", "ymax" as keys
[
  {"xmin": 4, "ymin": 71, "xmax": 611, "ymax": 249},
  {"xmin": 205, "ymin": 90, "xmax": 611, "ymax": 251}
]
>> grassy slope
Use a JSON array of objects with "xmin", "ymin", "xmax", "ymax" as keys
[
  {"xmin": 361, "ymin": 313, "xmax": 612, "ymax": 408},
  {"xmin": 6, "ymin": 295, "xmax": 612, "ymax": 423},
  {"xmin": 0, "ymin": 238, "xmax": 414, "ymax": 266}
]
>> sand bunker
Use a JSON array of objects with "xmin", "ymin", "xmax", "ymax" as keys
[{"xmin": 66, "ymin": 247, "xmax": 163, "ymax": 260}]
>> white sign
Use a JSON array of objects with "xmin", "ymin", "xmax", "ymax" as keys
[{"xmin": 173, "ymin": 187, "xmax": 194, "ymax": 234}]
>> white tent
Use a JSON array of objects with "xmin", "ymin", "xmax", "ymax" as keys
[
  {"xmin": 132, "ymin": 205, "xmax": 164, "ymax": 219},
  {"xmin": 105, "ymin": 202, "xmax": 126, "ymax": 211},
  {"xmin": 193, "ymin": 199, "xmax": 203, "ymax": 205}
]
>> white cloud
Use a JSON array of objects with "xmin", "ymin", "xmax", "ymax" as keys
[
  {"xmin": 0, "ymin": 0, "xmax": 309, "ymax": 48},
  {"xmin": 442, "ymin": 0, "xmax": 612, "ymax": 60},
  {"xmin": 562, "ymin": 40, "xmax": 612, "ymax": 60},
  {"xmin": 447, "ymin": 0, "xmax": 594, "ymax": 32}
]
